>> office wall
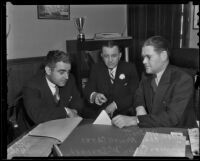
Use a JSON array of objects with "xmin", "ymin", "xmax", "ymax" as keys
[
  {"xmin": 189, "ymin": 3, "xmax": 199, "ymax": 48},
  {"xmin": 6, "ymin": 4, "xmax": 127, "ymax": 59}
]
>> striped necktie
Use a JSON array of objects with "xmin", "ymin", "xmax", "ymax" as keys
[
  {"xmin": 109, "ymin": 69, "xmax": 115, "ymax": 84},
  {"xmin": 54, "ymin": 86, "xmax": 60, "ymax": 103}
]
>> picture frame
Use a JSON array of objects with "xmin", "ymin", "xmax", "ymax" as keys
[
  {"xmin": 37, "ymin": 5, "xmax": 70, "ymax": 20},
  {"xmin": 193, "ymin": 5, "xmax": 199, "ymax": 29}
]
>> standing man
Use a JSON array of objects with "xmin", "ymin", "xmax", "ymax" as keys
[
  {"xmin": 83, "ymin": 41, "xmax": 139, "ymax": 118},
  {"xmin": 22, "ymin": 50, "xmax": 84, "ymax": 129},
  {"xmin": 112, "ymin": 36, "xmax": 197, "ymax": 128}
]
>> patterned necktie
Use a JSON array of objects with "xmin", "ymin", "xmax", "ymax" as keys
[
  {"xmin": 109, "ymin": 69, "xmax": 115, "ymax": 84},
  {"xmin": 54, "ymin": 86, "xmax": 60, "ymax": 103}
]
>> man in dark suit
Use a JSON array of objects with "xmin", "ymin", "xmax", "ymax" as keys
[
  {"xmin": 83, "ymin": 41, "xmax": 139, "ymax": 118},
  {"xmin": 112, "ymin": 36, "xmax": 197, "ymax": 128},
  {"xmin": 22, "ymin": 50, "xmax": 84, "ymax": 129}
]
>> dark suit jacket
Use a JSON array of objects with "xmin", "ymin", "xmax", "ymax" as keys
[
  {"xmin": 84, "ymin": 61, "xmax": 139, "ymax": 117},
  {"xmin": 135, "ymin": 64, "xmax": 197, "ymax": 128},
  {"xmin": 22, "ymin": 70, "xmax": 84, "ymax": 126}
]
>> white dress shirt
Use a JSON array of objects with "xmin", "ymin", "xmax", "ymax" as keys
[
  {"xmin": 46, "ymin": 76, "xmax": 57, "ymax": 96},
  {"xmin": 155, "ymin": 67, "xmax": 166, "ymax": 86}
]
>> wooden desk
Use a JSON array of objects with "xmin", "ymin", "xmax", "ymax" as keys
[
  {"xmin": 7, "ymin": 128, "xmax": 59, "ymax": 159},
  {"xmin": 59, "ymin": 119, "xmax": 194, "ymax": 158},
  {"xmin": 7, "ymin": 119, "xmax": 195, "ymax": 159}
]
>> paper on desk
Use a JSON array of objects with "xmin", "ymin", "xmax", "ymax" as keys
[
  {"xmin": 28, "ymin": 117, "xmax": 82, "ymax": 143},
  {"xmin": 133, "ymin": 132, "xmax": 186, "ymax": 157},
  {"xmin": 93, "ymin": 110, "xmax": 112, "ymax": 125}
]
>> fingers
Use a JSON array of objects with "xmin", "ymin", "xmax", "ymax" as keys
[
  {"xmin": 95, "ymin": 93, "xmax": 107, "ymax": 105},
  {"xmin": 67, "ymin": 109, "xmax": 79, "ymax": 118},
  {"xmin": 111, "ymin": 115, "xmax": 125, "ymax": 128}
]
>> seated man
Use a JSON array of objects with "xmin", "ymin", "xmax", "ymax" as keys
[
  {"xmin": 112, "ymin": 36, "xmax": 197, "ymax": 128},
  {"xmin": 83, "ymin": 40, "xmax": 139, "ymax": 118},
  {"xmin": 23, "ymin": 50, "xmax": 84, "ymax": 127}
]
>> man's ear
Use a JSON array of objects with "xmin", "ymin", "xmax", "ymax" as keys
[
  {"xmin": 161, "ymin": 51, "xmax": 168, "ymax": 61},
  {"xmin": 45, "ymin": 66, "xmax": 51, "ymax": 75},
  {"xmin": 119, "ymin": 52, "xmax": 122, "ymax": 59}
]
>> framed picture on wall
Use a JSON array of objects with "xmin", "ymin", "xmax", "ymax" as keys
[
  {"xmin": 37, "ymin": 5, "xmax": 70, "ymax": 20},
  {"xmin": 193, "ymin": 5, "xmax": 199, "ymax": 29}
]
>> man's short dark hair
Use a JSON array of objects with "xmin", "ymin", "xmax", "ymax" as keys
[
  {"xmin": 102, "ymin": 40, "xmax": 122, "ymax": 53},
  {"xmin": 45, "ymin": 50, "xmax": 71, "ymax": 68},
  {"xmin": 143, "ymin": 36, "xmax": 171, "ymax": 57}
]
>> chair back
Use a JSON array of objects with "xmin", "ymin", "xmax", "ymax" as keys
[
  {"xmin": 14, "ymin": 96, "xmax": 34, "ymax": 138},
  {"xmin": 170, "ymin": 48, "xmax": 199, "ymax": 121}
]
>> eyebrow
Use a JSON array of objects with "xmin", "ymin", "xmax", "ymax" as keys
[{"xmin": 58, "ymin": 69, "xmax": 70, "ymax": 72}]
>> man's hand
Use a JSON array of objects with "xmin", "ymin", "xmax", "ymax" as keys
[
  {"xmin": 112, "ymin": 115, "xmax": 137, "ymax": 128},
  {"xmin": 105, "ymin": 101, "xmax": 117, "ymax": 117},
  {"xmin": 65, "ymin": 108, "xmax": 79, "ymax": 118},
  {"xmin": 95, "ymin": 93, "xmax": 107, "ymax": 105}
]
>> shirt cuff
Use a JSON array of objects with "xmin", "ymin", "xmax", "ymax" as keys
[
  {"xmin": 90, "ymin": 92, "xmax": 97, "ymax": 103},
  {"xmin": 113, "ymin": 101, "xmax": 118, "ymax": 109},
  {"xmin": 64, "ymin": 107, "xmax": 70, "ymax": 117}
]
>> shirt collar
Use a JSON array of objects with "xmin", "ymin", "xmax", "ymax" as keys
[
  {"xmin": 46, "ymin": 76, "xmax": 57, "ymax": 95},
  {"xmin": 155, "ymin": 66, "xmax": 167, "ymax": 85},
  {"xmin": 109, "ymin": 66, "xmax": 117, "ymax": 72}
]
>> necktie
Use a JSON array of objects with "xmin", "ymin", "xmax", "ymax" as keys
[
  {"xmin": 109, "ymin": 69, "xmax": 115, "ymax": 84},
  {"xmin": 151, "ymin": 76, "xmax": 157, "ymax": 93},
  {"xmin": 151, "ymin": 75, "xmax": 157, "ymax": 102},
  {"xmin": 54, "ymin": 86, "xmax": 60, "ymax": 103}
]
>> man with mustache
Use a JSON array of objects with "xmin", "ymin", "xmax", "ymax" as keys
[{"xmin": 83, "ymin": 40, "xmax": 139, "ymax": 118}]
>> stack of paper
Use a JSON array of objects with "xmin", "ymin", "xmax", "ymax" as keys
[
  {"xmin": 134, "ymin": 132, "xmax": 186, "ymax": 157},
  {"xmin": 188, "ymin": 128, "xmax": 199, "ymax": 156},
  {"xmin": 28, "ymin": 117, "xmax": 82, "ymax": 143}
]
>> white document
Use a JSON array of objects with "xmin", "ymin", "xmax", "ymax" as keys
[
  {"xmin": 188, "ymin": 128, "xmax": 199, "ymax": 155},
  {"xmin": 28, "ymin": 117, "xmax": 82, "ymax": 143},
  {"xmin": 133, "ymin": 132, "xmax": 186, "ymax": 157},
  {"xmin": 93, "ymin": 110, "xmax": 112, "ymax": 125}
]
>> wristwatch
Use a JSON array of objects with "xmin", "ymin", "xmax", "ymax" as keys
[{"xmin": 136, "ymin": 117, "xmax": 140, "ymax": 124}]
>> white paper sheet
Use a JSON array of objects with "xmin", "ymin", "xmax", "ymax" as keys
[
  {"xmin": 28, "ymin": 117, "xmax": 82, "ymax": 143},
  {"xmin": 93, "ymin": 110, "xmax": 112, "ymax": 125},
  {"xmin": 133, "ymin": 132, "xmax": 186, "ymax": 157}
]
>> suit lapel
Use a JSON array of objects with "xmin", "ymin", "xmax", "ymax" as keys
[
  {"xmin": 145, "ymin": 75, "xmax": 155, "ymax": 113},
  {"xmin": 152, "ymin": 65, "xmax": 171, "ymax": 111}
]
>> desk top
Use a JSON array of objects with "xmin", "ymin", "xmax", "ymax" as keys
[
  {"xmin": 7, "ymin": 119, "xmax": 194, "ymax": 159},
  {"xmin": 59, "ymin": 119, "xmax": 193, "ymax": 158}
]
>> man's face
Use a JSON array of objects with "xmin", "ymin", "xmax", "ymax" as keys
[
  {"xmin": 101, "ymin": 46, "xmax": 121, "ymax": 69},
  {"xmin": 142, "ymin": 45, "xmax": 165, "ymax": 74},
  {"xmin": 46, "ymin": 61, "xmax": 71, "ymax": 87}
]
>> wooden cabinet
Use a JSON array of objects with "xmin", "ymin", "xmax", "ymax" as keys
[{"xmin": 66, "ymin": 37, "xmax": 133, "ymax": 94}]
